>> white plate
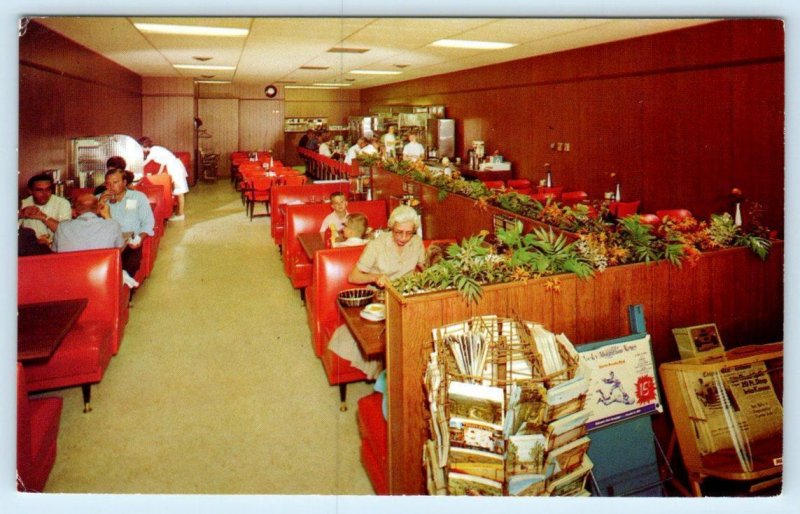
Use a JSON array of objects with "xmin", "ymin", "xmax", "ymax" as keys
[{"xmin": 360, "ymin": 303, "xmax": 386, "ymax": 321}]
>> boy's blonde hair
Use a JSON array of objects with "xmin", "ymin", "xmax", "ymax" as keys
[{"xmin": 345, "ymin": 213, "xmax": 368, "ymax": 238}]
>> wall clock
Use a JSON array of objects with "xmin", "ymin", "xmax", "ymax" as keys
[{"xmin": 264, "ymin": 85, "xmax": 278, "ymax": 98}]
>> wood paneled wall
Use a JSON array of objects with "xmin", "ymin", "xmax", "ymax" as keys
[
  {"xmin": 142, "ymin": 78, "xmax": 195, "ymax": 181},
  {"xmin": 198, "ymin": 99, "xmax": 239, "ymax": 177},
  {"xmin": 361, "ymin": 20, "xmax": 784, "ymax": 232},
  {"xmin": 19, "ymin": 21, "xmax": 142, "ymax": 193}
]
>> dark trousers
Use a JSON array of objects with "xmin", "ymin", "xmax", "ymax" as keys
[{"xmin": 121, "ymin": 245, "xmax": 142, "ymax": 278}]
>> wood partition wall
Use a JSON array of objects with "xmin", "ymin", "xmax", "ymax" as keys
[
  {"xmin": 19, "ymin": 21, "xmax": 142, "ymax": 192},
  {"xmin": 383, "ymin": 242, "xmax": 784, "ymax": 494},
  {"xmin": 361, "ymin": 20, "xmax": 784, "ymax": 233}
]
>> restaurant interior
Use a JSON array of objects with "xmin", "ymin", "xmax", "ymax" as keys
[{"xmin": 9, "ymin": 9, "xmax": 793, "ymax": 514}]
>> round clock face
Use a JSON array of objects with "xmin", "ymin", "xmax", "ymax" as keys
[{"xmin": 265, "ymin": 85, "xmax": 277, "ymax": 98}]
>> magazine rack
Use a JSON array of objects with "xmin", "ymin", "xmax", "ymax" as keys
[
  {"xmin": 659, "ymin": 342, "xmax": 783, "ymax": 496},
  {"xmin": 578, "ymin": 305, "xmax": 671, "ymax": 497}
]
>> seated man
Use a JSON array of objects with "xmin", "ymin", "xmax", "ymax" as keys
[
  {"xmin": 52, "ymin": 193, "xmax": 123, "ymax": 253},
  {"xmin": 98, "ymin": 169, "xmax": 155, "ymax": 289},
  {"xmin": 18, "ymin": 173, "xmax": 72, "ymax": 245}
]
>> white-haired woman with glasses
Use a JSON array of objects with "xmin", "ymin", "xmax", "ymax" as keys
[
  {"xmin": 348, "ymin": 204, "xmax": 424, "ymax": 287},
  {"xmin": 329, "ymin": 205, "xmax": 425, "ymax": 379}
]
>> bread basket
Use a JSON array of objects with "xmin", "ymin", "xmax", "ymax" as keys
[{"xmin": 337, "ymin": 288, "xmax": 375, "ymax": 308}]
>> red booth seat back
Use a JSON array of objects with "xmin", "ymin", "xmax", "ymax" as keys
[
  {"xmin": 19, "ymin": 248, "xmax": 125, "ymax": 354},
  {"xmin": 17, "ymin": 363, "xmax": 63, "ymax": 492},
  {"xmin": 140, "ymin": 175, "xmax": 174, "ymax": 218},
  {"xmin": 269, "ymin": 182, "xmax": 350, "ymax": 245},
  {"xmin": 283, "ymin": 200, "xmax": 389, "ymax": 284}
]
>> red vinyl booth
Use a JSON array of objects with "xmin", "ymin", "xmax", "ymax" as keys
[
  {"xmin": 18, "ymin": 249, "xmax": 124, "ymax": 411},
  {"xmin": 139, "ymin": 175, "xmax": 174, "ymax": 220},
  {"xmin": 283, "ymin": 200, "xmax": 388, "ymax": 290},
  {"xmin": 17, "ymin": 363, "xmax": 63, "ymax": 492},
  {"xmin": 483, "ymin": 180, "xmax": 505, "ymax": 191},
  {"xmin": 358, "ymin": 392, "xmax": 388, "ymax": 495},
  {"xmin": 305, "ymin": 246, "xmax": 368, "ymax": 407},
  {"xmin": 270, "ymin": 182, "xmax": 350, "ymax": 248}
]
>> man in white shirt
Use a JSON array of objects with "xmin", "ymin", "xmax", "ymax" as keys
[
  {"xmin": 18, "ymin": 173, "xmax": 72, "ymax": 244},
  {"xmin": 344, "ymin": 137, "xmax": 378, "ymax": 165},
  {"xmin": 402, "ymin": 132, "xmax": 425, "ymax": 162}
]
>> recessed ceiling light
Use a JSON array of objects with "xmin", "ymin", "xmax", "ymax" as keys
[
  {"xmin": 174, "ymin": 64, "xmax": 236, "ymax": 71},
  {"xmin": 200, "ymin": 74, "xmax": 216, "ymax": 79},
  {"xmin": 428, "ymin": 39, "xmax": 516, "ymax": 50},
  {"xmin": 134, "ymin": 23, "xmax": 249, "ymax": 37},
  {"xmin": 299, "ymin": 66, "xmax": 330, "ymax": 71},
  {"xmin": 394, "ymin": 64, "xmax": 410, "ymax": 69},
  {"xmin": 349, "ymin": 70, "xmax": 402, "ymax": 75},
  {"xmin": 313, "ymin": 83, "xmax": 351, "ymax": 87},
  {"xmin": 328, "ymin": 47, "xmax": 369, "ymax": 54}
]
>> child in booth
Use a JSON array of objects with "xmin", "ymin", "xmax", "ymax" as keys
[
  {"xmin": 333, "ymin": 213, "xmax": 370, "ymax": 248},
  {"xmin": 319, "ymin": 191, "xmax": 348, "ymax": 233}
]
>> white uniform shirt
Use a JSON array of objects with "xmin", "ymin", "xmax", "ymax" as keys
[
  {"xmin": 403, "ymin": 141, "xmax": 425, "ymax": 161},
  {"xmin": 143, "ymin": 145, "xmax": 189, "ymax": 194},
  {"xmin": 19, "ymin": 194, "xmax": 72, "ymax": 238}
]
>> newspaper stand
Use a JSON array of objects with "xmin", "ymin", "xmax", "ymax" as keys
[
  {"xmin": 659, "ymin": 342, "xmax": 783, "ymax": 496},
  {"xmin": 424, "ymin": 315, "xmax": 592, "ymax": 496},
  {"xmin": 578, "ymin": 305, "xmax": 672, "ymax": 497}
]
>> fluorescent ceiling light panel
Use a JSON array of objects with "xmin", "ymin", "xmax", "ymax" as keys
[
  {"xmin": 174, "ymin": 64, "xmax": 236, "ymax": 71},
  {"xmin": 196, "ymin": 80, "xmax": 232, "ymax": 84},
  {"xmin": 349, "ymin": 70, "xmax": 402, "ymax": 75},
  {"xmin": 313, "ymin": 83, "xmax": 351, "ymax": 87},
  {"xmin": 135, "ymin": 23, "xmax": 249, "ymax": 37},
  {"xmin": 429, "ymin": 39, "xmax": 516, "ymax": 50}
]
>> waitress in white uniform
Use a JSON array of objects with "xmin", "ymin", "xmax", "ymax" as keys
[{"xmin": 138, "ymin": 137, "xmax": 189, "ymax": 221}]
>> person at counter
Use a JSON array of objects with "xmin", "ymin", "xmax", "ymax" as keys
[
  {"xmin": 328, "ymin": 205, "xmax": 425, "ymax": 378},
  {"xmin": 381, "ymin": 125, "xmax": 397, "ymax": 158},
  {"xmin": 318, "ymin": 132, "xmax": 333, "ymax": 157},
  {"xmin": 304, "ymin": 131, "xmax": 320, "ymax": 152},
  {"xmin": 298, "ymin": 129, "xmax": 314, "ymax": 150},
  {"xmin": 402, "ymin": 132, "xmax": 425, "ymax": 162},
  {"xmin": 344, "ymin": 137, "xmax": 377, "ymax": 165}
]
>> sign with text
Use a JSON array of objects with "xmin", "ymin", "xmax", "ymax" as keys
[{"xmin": 579, "ymin": 334, "xmax": 662, "ymax": 430}]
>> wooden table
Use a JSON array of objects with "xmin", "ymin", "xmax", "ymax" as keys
[
  {"xmin": 18, "ymin": 298, "xmax": 87, "ymax": 361},
  {"xmin": 338, "ymin": 304, "xmax": 386, "ymax": 358},
  {"xmin": 298, "ymin": 232, "xmax": 327, "ymax": 260}
]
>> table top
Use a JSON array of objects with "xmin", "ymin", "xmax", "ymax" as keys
[
  {"xmin": 459, "ymin": 168, "xmax": 513, "ymax": 182},
  {"xmin": 298, "ymin": 232, "xmax": 327, "ymax": 260},
  {"xmin": 18, "ymin": 298, "xmax": 88, "ymax": 361},
  {"xmin": 338, "ymin": 303, "xmax": 386, "ymax": 358}
]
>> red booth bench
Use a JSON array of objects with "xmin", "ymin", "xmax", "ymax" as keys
[
  {"xmin": 283, "ymin": 200, "xmax": 389, "ymax": 291},
  {"xmin": 18, "ymin": 248, "xmax": 126, "ymax": 411},
  {"xmin": 305, "ymin": 246, "xmax": 369, "ymax": 406},
  {"xmin": 269, "ymin": 182, "xmax": 350, "ymax": 249},
  {"xmin": 17, "ymin": 363, "xmax": 63, "ymax": 492}
]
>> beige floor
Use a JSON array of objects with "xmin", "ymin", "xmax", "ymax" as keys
[{"xmin": 43, "ymin": 180, "xmax": 376, "ymax": 495}]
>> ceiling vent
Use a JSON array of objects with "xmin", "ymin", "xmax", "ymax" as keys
[
  {"xmin": 193, "ymin": 56, "xmax": 213, "ymax": 62},
  {"xmin": 299, "ymin": 65, "xmax": 329, "ymax": 70}
]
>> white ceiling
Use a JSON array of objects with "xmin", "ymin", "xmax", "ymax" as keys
[{"xmin": 34, "ymin": 17, "xmax": 716, "ymax": 89}]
